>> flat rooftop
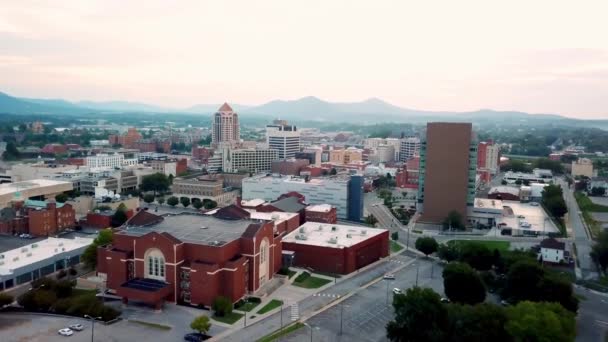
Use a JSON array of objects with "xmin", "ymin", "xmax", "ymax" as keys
[
  {"xmin": 0, "ymin": 179, "xmax": 72, "ymax": 196},
  {"xmin": 306, "ymin": 204, "xmax": 334, "ymax": 213},
  {"xmin": 241, "ymin": 199, "xmax": 267, "ymax": 207},
  {"xmin": 0, "ymin": 237, "xmax": 93, "ymax": 276},
  {"xmin": 282, "ymin": 222, "xmax": 387, "ymax": 249},
  {"xmin": 246, "ymin": 174, "xmax": 350, "ymax": 185},
  {"xmin": 120, "ymin": 213, "xmax": 260, "ymax": 246},
  {"xmin": 244, "ymin": 209, "xmax": 298, "ymax": 223},
  {"xmin": 499, "ymin": 201, "xmax": 559, "ymax": 234}
]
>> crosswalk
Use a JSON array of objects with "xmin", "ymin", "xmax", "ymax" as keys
[
  {"xmin": 290, "ymin": 303, "xmax": 299, "ymax": 321},
  {"xmin": 389, "ymin": 259, "xmax": 408, "ymax": 265},
  {"xmin": 312, "ymin": 293, "xmax": 341, "ymax": 298}
]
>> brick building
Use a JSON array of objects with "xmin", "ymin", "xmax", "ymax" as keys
[
  {"xmin": 271, "ymin": 159, "xmax": 310, "ymax": 176},
  {"xmin": 305, "ymin": 204, "xmax": 337, "ymax": 224},
  {"xmin": 396, "ymin": 157, "xmax": 420, "ymax": 189},
  {"xmin": 96, "ymin": 209, "xmax": 282, "ymax": 309},
  {"xmin": 191, "ymin": 146, "xmax": 213, "ymax": 162},
  {"xmin": 282, "ymin": 222, "xmax": 389, "ymax": 274},
  {"xmin": 0, "ymin": 200, "xmax": 75, "ymax": 236}
]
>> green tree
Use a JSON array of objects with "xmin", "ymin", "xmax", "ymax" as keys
[
  {"xmin": 2, "ymin": 142, "xmax": 20, "ymax": 160},
  {"xmin": 442, "ymin": 262, "xmax": 486, "ymax": 305},
  {"xmin": 143, "ymin": 194, "xmax": 155, "ymax": 204},
  {"xmin": 33, "ymin": 290, "xmax": 57, "ymax": 311},
  {"xmin": 212, "ymin": 296, "xmax": 233, "ymax": 317},
  {"xmin": 82, "ymin": 228, "xmax": 113, "ymax": 269},
  {"xmin": 157, "ymin": 196, "xmax": 165, "ymax": 205},
  {"xmin": 415, "ymin": 237, "xmax": 439, "ymax": 256},
  {"xmin": 503, "ymin": 260, "xmax": 544, "ymax": 302},
  {"xmin": 54, "ymin": 193, "xmax": 68, "ymax": 203},
  {"xmin": 445, "ymin": 304, "xmax": 510, "ymax": 342},
  {"xmin": 0, "ymin": 293, "xmax": 14, "ymax": 307},
  {"xmin": 443, "ymin": 211, "xmax": 465, "ymax": 230},
  {"xmin": 459, "ymin": 242, "xmax": 494, "ymax": 271},
  {"xmin": 180, "ymin": 197, "xmax": 191, "ymax": 208},
  {"xmin": 505, "ymin": 301, "xmax": 576, "ymax": 342},
  {"xmin": 391, "ymin": 231, "xmax": 399, "ymax": 241},
  {"xmin": 437, "ymin": 243, "xmax": 459, "ymax": 262},
  {"xmin": 386, "ymin": 287, "xmax": 448, "ymax": 342},
  {"xmin": 190, "ymin": 315, "xmax": 212, "ymax": 335},
  {"xmin": 365, "ymin": 214, "xmax": 378, "ymax": 226},
  {"xmin": 204, "ymin": 200, "xmax": 217, "ymax": 210},
  {"xmin": 140, "ymin": 173, "xmax": 170, "ymax": 195},
  {"xmin": 111, "ymin": 203, "xmax": 129, "ymax": 227},
  {"xmin": 591, "ymin": 186, "xmax": 606, "ymax": 197},
  {"xmin": 193, "ymin": 200, "xmax": 204, "ymax": 210},
  {"xmin": 167, "ymin": 196, "xmax": 179, "ymax": 207},
  {"xmin": 591, "ymin": 230, "xmax": 608, "ymax": 272}
]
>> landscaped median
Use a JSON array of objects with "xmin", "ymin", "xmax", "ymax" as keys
[
  {"xmin": 256, "ymin": 322, "xmax": 305, "ymax": 342},
  {"xmin": 256, "ymin": 299, "xmax": 283, "ymax": 315},
  {"xmin": 292, "ymin": 271, "xmax": 332, "ymax": 289},
  {"xmin": 390, "ymin": 240, "xmax": 404, "ymax": 253},
  {"xmin": 448, "ymin": 240, "xmax": 510, "ymax": 252},
  {"xmin": 128, "ymin": 319, "xmax": 172, "ymax": 330}
]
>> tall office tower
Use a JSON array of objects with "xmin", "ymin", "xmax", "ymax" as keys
[
  {"xmin": 417, "ymin": 123, "xmax": 477, "ymax": 224},
  {"xmin": 212, "ymin": 103, "xmax": 240, "ymax": 145},
  {"xmin": 266, "ymin": 121, "xmax": 300, "ymax": 160},
  {"xmin": 399, "ymin": 137, "xmax": 421, "ymax": 162}
]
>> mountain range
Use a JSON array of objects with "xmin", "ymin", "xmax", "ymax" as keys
[{"xmin": 0, "ymin": 91, "xmax": 601, "ymax": 125}]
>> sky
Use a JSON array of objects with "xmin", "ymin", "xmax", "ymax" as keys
[{"xmin": 1, "ymin": 0, "xmax": 607, "ymax": 118}]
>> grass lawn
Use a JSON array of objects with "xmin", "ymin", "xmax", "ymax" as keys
[
  {"xmin": 257, "ymin": 322, "xmax": 305, "ymax": 342},
  {"xmin": 390, "ymin": 240, "xmax": 403, "ymax": 253},
  {"xmin": 235, "ymin": 301, "xmax": 260, "ymax": 312},
  {"xmin": 449, "ymin": 240, "xmax": 511, "ymax": 251},
  {"xmin": 212, "ymin": 312, "xmax": 244, "ymax": 325},
  {"xmin": 292, "ymin": 272, "xmax": 332, "ymax": 289},
  {"xmin": 72, "ymin": 288, "xmax": 97, "ymax": 296},
  {"xmin": 256, "ymin": 299, "xmax": 284, "ymax": 315},
  {"xmin": 128, "ymin": 320, "xmax": 172, "ymax": 330},
  {"xmin": 287, "ymin": 270, "xmax": 296, "ymax": 279}
]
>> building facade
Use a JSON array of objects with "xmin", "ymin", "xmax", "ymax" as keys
[
  {"xmin": 417, "ymin": 123, "xmax": 476, "ymax": 224},
  {"xmin": 212, "ymin": 103, "xmax": 240, "ymax": 145},
  {"xmin": 572, "ymin": 158, "xmax": 594, "ymax": 178},
  {"xmin": 399, "ymin": 137, "xmax": 421, "ymax": 162},
  {"xmin": 221, "ymin": 148, "xmax": 279, "ymax": 173},
  {"xmin": 266, "ymin": 123, "xmax": 300, "ymax": 160},
  {"xmin": 96, "ymin": 210, "xmax": 282, "ymax": 309}
]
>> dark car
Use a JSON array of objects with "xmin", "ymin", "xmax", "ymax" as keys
[{"xmin": 184, "ymin": 333, "xmax": 209, "ymax": 342}]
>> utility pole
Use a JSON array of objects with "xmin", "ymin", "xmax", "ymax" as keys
[
  {"xmin": 406, "ymin": 227, "xmax": 410, "ymax": 251},
  {"xmin": 415, "ymin": 262, "xmax": 420, "ymax": 286},
  {"xmin": 339, "ymin": 304, "xmax": 344, "ymax": 335}
]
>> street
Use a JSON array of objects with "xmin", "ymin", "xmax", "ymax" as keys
[
  {"xmin": 558, "ymin": 178, "xmax": 598, "ymax": 279},
  {"xmin": 575, "ymin": 287, "xmax": 608, "ymax": 342}
]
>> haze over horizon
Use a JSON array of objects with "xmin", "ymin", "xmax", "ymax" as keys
[{"xmin": 1, "ymin": 1, "xmax": 607, "ymax": 119}]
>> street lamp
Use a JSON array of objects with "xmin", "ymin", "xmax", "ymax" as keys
[
  {"xmin": 84, "ymin": 314, "xmax": 102, "ymax": 342},
  {"xmin": 303, "ymin": 323, "xmax": 319, "ymax": 342}
]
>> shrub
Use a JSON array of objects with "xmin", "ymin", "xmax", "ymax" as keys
[
  {"xmin": 53, "ymin": 298, "xmax": 72, "ymax": 314},
  {"xmin": 0, "ymin": 293, "xmax": 14, "ymax": 307},
  {"xmin": 212, "ymin": 296, "xmax": 233, "ymax": 317},
  {"xmin": 294, "ymin": 272, "xmax": 311, "ymax": 283},
  {"xmin": 55, "ymin": 279, "xmax": 74, "ymax": 298},
  {"xmin": 68, "ymin": 267, "xmax": 78, "ymax": 276},
  {"xmin": 57, "ymin": 269, "xmax": 67, "ymax": 279},
  {"xmin": 33, "ymin": 290, "xmax": 57, "ymax": 311},
  {"xmin": 17, "ymin": 291, "xmax": 37, "ymax": 311}
]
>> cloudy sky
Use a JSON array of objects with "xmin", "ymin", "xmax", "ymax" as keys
[{"xmin": 1, "ymin": 1, "xmax": 607, "ymax": 118}]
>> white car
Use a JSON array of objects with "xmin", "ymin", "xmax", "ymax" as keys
[
  {"xmin": 383, "ymin": 274, "xmax": 396, "ymax": 280},
  {"xmin": 58, "ymin": 328, "xmax": 73, "ymax": 336},
  {"xmin": 68, "ymin": 324, "xmax": 84, "ymax": 331},
  {"xmin": 529, "ymin": 202, "xmax": 539, "ymax": 206},
  {"xmin": 392, "ymin": 288, "xmax": 402, "ymax": 295}
]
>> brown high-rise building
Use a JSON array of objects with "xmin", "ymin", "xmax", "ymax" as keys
[
  {"xmin": 417, "ymin": 122, "xmax": 477, "ymax": 224},
  {"xmin": 212, "ymin": 103, "xmax": 240, "ymax": 145}
]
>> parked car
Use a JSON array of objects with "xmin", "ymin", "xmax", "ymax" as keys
[
  {"xmin": 392, "ymin": 288, "xmax": 402, "ymax": 295},
  {"xmin": 517, "ymin": 215, "xmax": 525, "ymax": 219},
  {"xmin": 58, "ymin": 328, "xmax": 74, "ymax": 336},
  {"xmin": 184, "ymin": 333, "xmax": 209, "ymax": 341},
  {"xmin": 440, "ymin": 297, "xmax": 450, "ymax": 303},
  {"xmin": 68, "ymin": 324, "xmax": 84, "ymax": 331},
  {"xmin": 383, "ymin": 274, "xmax": 396, "ymax": 280},
  {"xmin": 529, "ymin": 202, "xmax": 539, "ymax": 206}
]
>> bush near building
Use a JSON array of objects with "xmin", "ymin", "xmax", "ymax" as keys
[{"xmin": 17, "ymin": 277, "xmax": 120, "ymax": 321}]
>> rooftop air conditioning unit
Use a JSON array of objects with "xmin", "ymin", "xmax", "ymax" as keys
[
  {"xmin": 299, "ymin": 227, "xmax": 305, "ymax": 233},
  {"xmin": 328, "ymin": 237, "xmax": 338, "ymax": 244},
  {"xmin": 346, "ymin": 234, "xmax": 352, "ymax": 238},
  {"xmin": 361, "ymin": 230, "xmax": 367, "ymax": 235},
  {"xmin": 26, "ymin": 253, "xmax": 32, "ymax": 257},
  {"xmin": 331, "ymin": 226, "xmax": 337, "ymax": 232},
  {"xmin": 318, "ymin": 225, "xmax": 323, "ymax": 231}
]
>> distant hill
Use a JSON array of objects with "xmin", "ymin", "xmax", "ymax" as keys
[{"xmin": 0, "ymin": 90, "xmax": 603, "ymax": 126}]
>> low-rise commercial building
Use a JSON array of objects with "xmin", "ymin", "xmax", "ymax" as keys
[
  {"xmin": 571, "ymin": 158, "xmax": 594, "ymax": 178},
  {"xmin": 0, "ymin": 237, "xmax": 93, "ymax": 290},
  {"xmin": 0, "ymin": 200, "xmax": 76, "ymax": 237},
  {"xmin": 282, "ymin": 222, "xmax": 389, "ymax": 274},
  {"xmin": 0, "ymin": 179, "xmax": 73, "ymax": 208},
  {"xmin": 305, "ymin": 204, "xmax": 337, "ymax": 224}
]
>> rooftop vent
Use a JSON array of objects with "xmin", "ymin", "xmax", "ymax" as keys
[
  {"xmin": 299, "ymin": 227, "xmax": 305, "ymax": 233},
  {"xmin": 0, "ymin": 254, "xmax": 4, "ymax": 259},
  {"xmin": 331, "ymin": 226, "xmax": 337, "ymax": 232},
  {"xmin": 318, "ymin": 225, "xmax": 323, "ymax": 231},
  {"xmin": 21, "ymin": 248, "xmax": 28, "ymax": 253},
  {"xmin": 295, "ymin": 234, "xmax": 308, "ymax": 240},
  {"xmin": 346, "ymin": 234, "xmax": 352, "ymax": 238},
  {"xmin": 361, "ymin": 230, "xmax": 367, "ymax": 235},
  {"xmin": 328, "ymin": 237, "xmax": 338, "ymax": 244},
  {"xmin": 13, "ymin": 256, "xmax": 19, "ymax": 262},
  {"xmin": 26, "ymin": 253, "xmax": 32, "ymax": 257}
]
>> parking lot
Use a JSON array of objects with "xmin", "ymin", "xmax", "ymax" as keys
[{"xmin": 283, "ymin": 256, "xmax": 445, "ymax": 342}]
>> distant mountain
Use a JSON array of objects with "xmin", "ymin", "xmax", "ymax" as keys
[
  {"xmin": 77, "ymin": 100, "xmax": 169, "ymax": 113},
  {"xmin": 0, "ymin": 90, "xmax": 602, "ymax": 126},
  {"xmin": 0, "ymin": 92, "xmax": 89, "ymax": 115}
]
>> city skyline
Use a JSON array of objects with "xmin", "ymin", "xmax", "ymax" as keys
[{"xmin": 1, "ymin": 1, "xmax": 608, "ymax": 119}]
